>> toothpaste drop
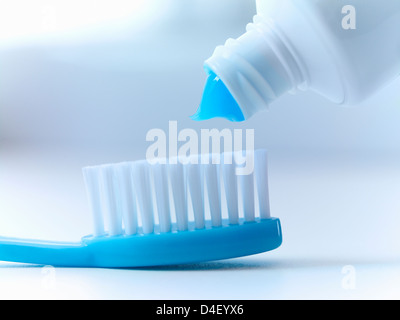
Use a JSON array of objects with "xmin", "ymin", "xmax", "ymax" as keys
[{"xmin": 191, "ymin": 72, "xmax": 245, "ymax": 122}]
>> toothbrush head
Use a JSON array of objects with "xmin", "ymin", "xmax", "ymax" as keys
[{"xmin": 80, "ymin": 149, "xmax": 282, "ymax": 267}]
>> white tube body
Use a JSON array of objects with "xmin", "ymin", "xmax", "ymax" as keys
[{"xmin": 205, "ymin": 0, "xmax": 400, "ymax": 119}]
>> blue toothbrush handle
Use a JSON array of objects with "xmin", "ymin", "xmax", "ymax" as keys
[
  {"xmin": 0, "ymin": 218, "xmax": 283, "ymax": 268},
  {"xmin": 0, "ymin": 238, "xmax": 89, "ymax": 267}
]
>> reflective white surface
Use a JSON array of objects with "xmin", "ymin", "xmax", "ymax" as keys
[{"xmin": 1, "ymin": 146, "xmax": 400, "ymax": 299}]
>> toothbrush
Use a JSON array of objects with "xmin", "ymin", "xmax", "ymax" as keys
[{"xmin": 0, "ymin": 150, "xmax": 282, "ymax": 267}]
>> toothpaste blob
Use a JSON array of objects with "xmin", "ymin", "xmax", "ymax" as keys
[{"xmin": 191, "ymin": 72, "xmax": 245, "ymax": 122}]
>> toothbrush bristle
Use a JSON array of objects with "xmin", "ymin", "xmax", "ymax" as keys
[{"xmin": 82, "ymin": 150, "xmax": 271, "ymax": 237}]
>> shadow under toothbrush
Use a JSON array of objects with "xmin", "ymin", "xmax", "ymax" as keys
[{"xmin": 122, "ymin": 257, "xmax": 400, "ymax": 272}]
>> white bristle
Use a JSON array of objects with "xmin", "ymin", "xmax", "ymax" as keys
[
  {"xmin": 168, "ymin": 161, "xmax": 188, "ymax": 232},
  {"xmin": 82, "ymin": 150, "xmax": 272, "ymax": 237},
  {"xmin": 131, "ymin": 161, "xmax": 154, "ymax": 234},
  {"xmin": 82, "ymin": 167, "xmax": 105, "ymax": 237},
  {"xmin": 99, "ymin": 165, "xmax": 123, "ymax": 236},
  {"xmin": 186, "ymin": 156, "xmax": 205, "ymax": 230},
  {"xmin": 151, "ymin": 163, "xmax": 171, "ymax": 233},
  {"xmin": 221, "ymin": 153, "xmax": 239, "ymax": 225},
  {"xmin": 254, "ymin": 150, "xmax": 271, "ymax": 219},
  {"xmin": 236, "ymin": 151, "xmax": 256, "ymax": 222},
  {"xmin": 239, "ymin": 172, "xmax": 255, "ymax": 222},
  {"xmin": 115, "ymin": 163, "xmax": 138, "ymax": 236},
  {"xmin": 203, "ymin": 154, "xmax": 222, "ymax": 227}
]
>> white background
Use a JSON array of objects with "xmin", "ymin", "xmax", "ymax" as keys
[{"xmin": 1, "ymin": 0, "xmax": 400, "ymax": 299}]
